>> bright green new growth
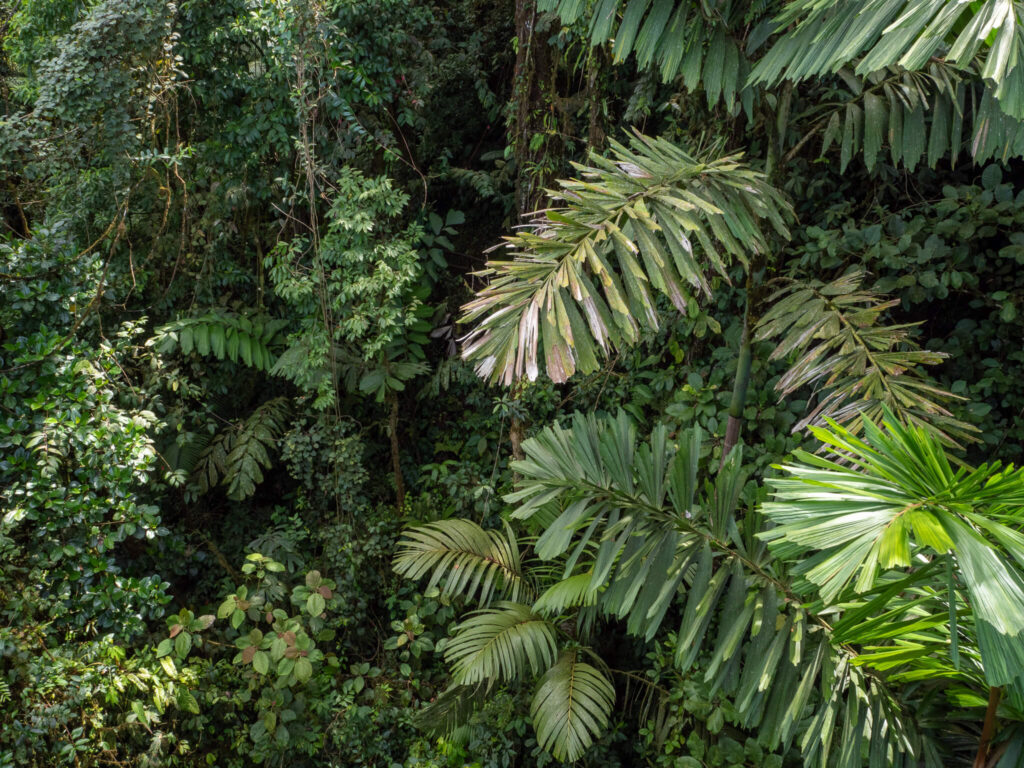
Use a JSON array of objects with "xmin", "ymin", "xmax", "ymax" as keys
[{"xmin": 761, "ymin": 410, "xmax": 1024, "ymax": 696}]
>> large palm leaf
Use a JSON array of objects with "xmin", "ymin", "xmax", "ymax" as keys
[
  {"xmin": 509, "ymin": 412, "xmax": 935, "ymax": 765},
  {"xmin": 753, "ymin": 0, "xmax": 1024, "ymax": 120},
  {"xmin": 460, "ymin": 132, "xmax": 791, "ymax": 385},
  {"xmin": 760, "ymin": 411, "xmax": 1024, "ymax": 696}
]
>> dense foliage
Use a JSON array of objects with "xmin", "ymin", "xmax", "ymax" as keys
[{"xmin": 3, "ymin": 0, "xmax": 1024, "ymax": 766}]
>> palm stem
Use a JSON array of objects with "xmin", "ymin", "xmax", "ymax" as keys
[
  {"xmin": 973, "ymin": 686, "xmax": 1002, "ymax": 768},
  {"xmin": 721, "ymin": 310, "xmax": 751, "ymax": 468}
]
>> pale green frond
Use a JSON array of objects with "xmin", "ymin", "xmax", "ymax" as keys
[
  {"xmin": 392, "ymin": 519, "xmax": 531, "ymax": 605},
  {"xmin": 530, "ymin": 649, "xmax": 616, "ymax": 762},
  {"xmin": 461, "ymin": 132, "xmax": 792, "ymax": 384},
  {"xmin": 754, "ymin": 268, "xmax": 976, "ymax": 447},
  {"xmin": 445, "ymin": 602, "xmax": 558, "ymax": 685}
]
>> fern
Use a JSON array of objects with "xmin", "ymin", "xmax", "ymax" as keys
[
  {"xmin": 192, "ymin": 397, "xmax": 291, "ymax": 500},
  {"xmin": 151, "ymin": 311, "xmax": 288, "ymax": 372}
]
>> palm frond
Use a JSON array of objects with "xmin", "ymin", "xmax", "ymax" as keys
[
  {"xmin": 753, "ymin": 0, "xmax": 1024, "ymax": 121},
  {"xmin": 445, "ymin": 602, "xmax": 558, "ymax": 685},
  {"xmin": 509, "ymin": 410, "xmax": 938, "ymax": 765},
  {"xmin": 151, "ymin": 310, "xmax": 288, "ymax": 372},
  {"xmin": 533, "ymin": 572, "xmax": 598, "ymax": 615},
  {"xmin": 805, "ymin": 60, "xmax": 1024, "ymax": 170},
  {"xmin": 530, "ymin": 649, "xmax": 616, "ymax": 762},
  {"xmin": 754, "ymin": 268, "xmax": 976, "ymax": 447},
  {"xmin": 760, "ymin": 412, "xmax": 1024, "ymax": 695},
  {"xmin": 414, "ymin": 682, "xmax": 490, "ymax": 736},
  {"xmin": 541, "ymin": 0, "xmax": 760, "ymax": 110},
  {"xmin": 392, "ymin": 519, "xmax": 531, "ymax": 605},
  {"xmin": 460, "ymin": 132, "xmax": 791, "ymax": 384}
]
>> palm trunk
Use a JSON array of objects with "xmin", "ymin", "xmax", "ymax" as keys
[{"xmin": 973, "ymin": 686, "xmax": 1002, "ymax": 768}]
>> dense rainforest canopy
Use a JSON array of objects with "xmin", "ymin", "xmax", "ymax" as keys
[{"xmin": 4, "ymin": 0, "xmax": 1024, "ymax": 766}]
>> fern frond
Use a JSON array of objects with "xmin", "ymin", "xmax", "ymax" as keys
[
  {"xmin": 754, "ymin": 269, "xmax": 976, "ymax": 447},
  {"xmin": 192, "ymin": 397, "xmax": 290, "ymax": 500},
  {"xmin": 393, "ymin": 519, "xmax": 531, "ymax": 605},
  {"xmin": 460, "ymin": 131, "xmax": 791, "ymax": 385},
  {"xmin": 445, "ymin": 602, "xmax": 558, "ymax": 685},
  {"xmin": 152, "ymin": 311, "xmax": 288, "ymax": 372}
]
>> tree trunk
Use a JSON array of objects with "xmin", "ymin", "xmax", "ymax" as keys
[
  {"xmin": 388, "ymin": 391, "xmax": 405, "ymax": 509},
  {"xmin": 509, "ymin": 414, "xmax": 526, "ymax": 462},
  {"xmin": 512, "ymin": 0, "xmax": 554, "ymax": 214}
]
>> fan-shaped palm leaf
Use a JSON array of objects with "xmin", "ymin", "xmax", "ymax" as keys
[
  {"xmin": 530, "ymin": 649, "xmax": 616, "ymax": 762},
  {"xmin": 392, "ymin": 519, "xmax": 531, "ymax": 605},
  {"xmin": 445, "ymin": 602, "xmax": 558, "ymax": 685}
]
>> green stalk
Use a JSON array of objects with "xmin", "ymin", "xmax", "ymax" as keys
[{"xmin": 721, "ymin": 313, "xmax": 751, "ymax": 469}]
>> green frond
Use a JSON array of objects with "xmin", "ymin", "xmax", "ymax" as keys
[
  {"xmin": 760, "ymin": 412, "xmax": 1024, "ymax": 693},
  {"xmin": 393, "ymin": 519, "xmax": 530, "ymax": 605},
  {"xmin": 414, "ymin": 683, "xmax": 490, "ymax": 736},
  {"xmin": 192, "ymin": 397, "xmax": 290, "ymax": 500},
  {"xmin": 753, "ymin": 0, "xmax": 1024, "ymax": 121},
  {"xmin": 541, "ymin": 0, "xmax": 758, "ymax": 110},
  {"xmin": 808, "ymin": 61, "xmax": 1024, "ymax": 170},
  {"xmin": 530, "ymin": 649, "xmax": 616, "ymax": 762},
  {"xmin": 445, "ymin": 602, "xmax": 558, "ymax": 685},
  {"xmin": 151, "ymin": 310, "xmax": 288, "ymax": 372},
  {"xmin": 754, "ymin": 268, "xmax": 977, "ymax": 447},
  {"xmin": 460, "ymin": 132, "xmax": 791, "ymax": 385},
  {"xmin": 224, "ymin": 397, "xmax": 290, "ymax": 500},
  {"xmin": 509, "ymin": 410, "xmax": 935, "ymax": 765},
  {"xmin": 532, "ymin": 572, "xmax": 598, "ymax": 615}
]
